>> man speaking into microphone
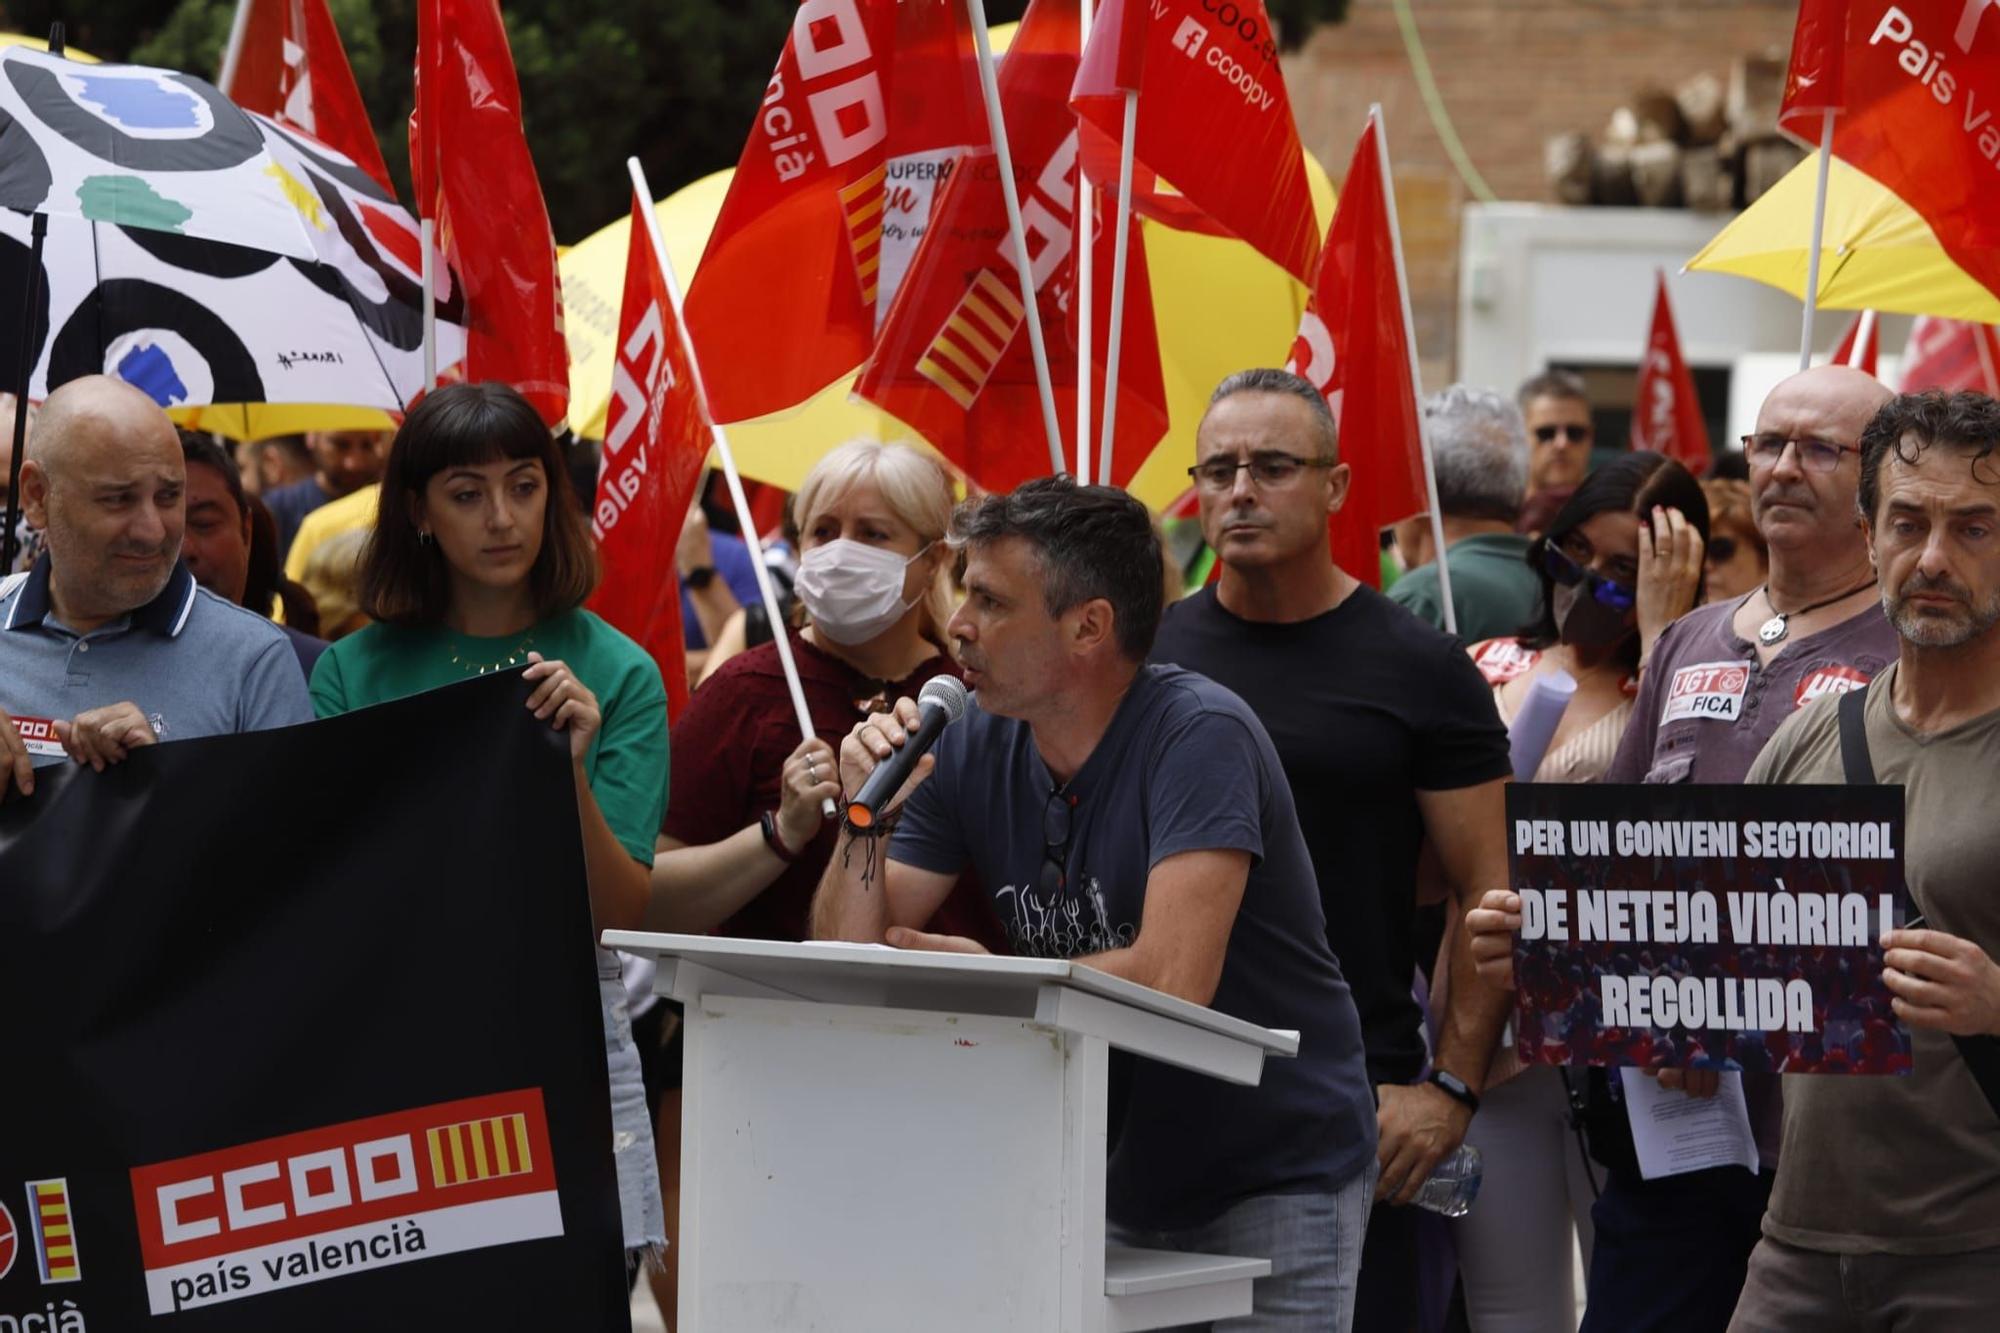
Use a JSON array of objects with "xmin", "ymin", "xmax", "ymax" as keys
[{"xmin": 811, "ymin": 476, "xmax": 1379, "ymax": 1331}]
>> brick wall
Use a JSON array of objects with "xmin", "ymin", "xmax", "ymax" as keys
[{"xmin": 1282, "ymin": 0, "xmax": 1799, "ymax": 388}]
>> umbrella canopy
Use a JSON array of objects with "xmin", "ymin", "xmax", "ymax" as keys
[
  {"xmin": 1686, "ymin": 152, "xmax": 2000, "ymax": 326},
  {"xmin": 168, "ymin": 402, "xmax": 398, "ymax": 441}
]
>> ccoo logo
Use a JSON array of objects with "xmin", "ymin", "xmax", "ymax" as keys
[
  {"xmin": 0, "ymin": 1197, "xmax": 15, "ymax": 1281},
  {"xmin": 1172, "ymin": 17, "xmax": 1208, "ymax": 56}
]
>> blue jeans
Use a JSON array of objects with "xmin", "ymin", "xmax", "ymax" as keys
[{"xmin": 1108, "ymin": 1161, "xmax": 1377, "ymax": 1332}]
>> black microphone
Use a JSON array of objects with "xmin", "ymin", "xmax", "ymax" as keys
[{"xmin": 845, "ymin": 676, "xmax": 968, "ymax": 829}]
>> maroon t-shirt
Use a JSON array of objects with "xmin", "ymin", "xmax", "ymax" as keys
[{"xmin": 663, "ymin": 631, "xmax": 1005, "ymax": 948}]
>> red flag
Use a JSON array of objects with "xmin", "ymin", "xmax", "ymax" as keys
[
  {"xmin": 1899, "ymin": 315, "xmax": 2000, "ymax": 393},
  {"xmin": 1778, "ymin": 2, "xmax": 2000, "ymax": 304},
  {"xmin": 586, "ymin": 193, "xmax": 711, "ymax": 719},
  {"xmin": 1829, "ymin": 309, "xmax": 1880, "ymax": 375},
  {"xmin": 411, "ymin": 0, "xmax": 569, "ymax": 427},
  {"xmin": 220, "ymin": 0, "xmax": 393, "ymax": 192},
  {"xmin": 1284, "ymin": 115, "xmax": 1424, "ymax": 588},
  {"xmin": 1629, "ymin": 273, "xmax": 1711, "ymax": 473},
  {"xmin": 683, "ymin": 0, "xmax": 985, "ymax": 424},
  {"xmin": 1070, "ymin": 0, "xmax": 1318, "ymax": 282},
  {"xmin": 856, "ymin": 0, "xmax": 1168, "ymax": 493}
]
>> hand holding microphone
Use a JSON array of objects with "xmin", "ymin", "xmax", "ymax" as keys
[{"xmin": 840, "ymin": 677, "xmax": 968, "ymax": 829}]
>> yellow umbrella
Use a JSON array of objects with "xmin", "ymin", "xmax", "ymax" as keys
[
  {"xmin": 1686, "ymin": 152, "xmax": 2000, "ymax": 325},
  {"xmin": 0, "ymin": 33, "xmax": 97, "ymax": 61},
  {"xmin": 169, "ymin": 403, "xmax": 398, "ymax": 441}
]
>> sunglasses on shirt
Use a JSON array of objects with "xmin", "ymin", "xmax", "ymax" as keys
[
  {"xmin": 1039, "ymin": 785, "xmax": 1076, "ymax": 898},
  {"xmin": 1543, "ymin": 543, "xmax": 1637, "ymax": 612},
  {"xmin": 1533, "ymin": 423, "xmax": 1592, "ymax": 445}
]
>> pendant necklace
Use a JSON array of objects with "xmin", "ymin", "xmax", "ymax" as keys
[
  {"xmin": 448, "ymin": 632, "xmax": 536, "ymax": 675},
  {"xmin": 1756, "ymin": 579, "xmax": 1876, "ymax": 646}
]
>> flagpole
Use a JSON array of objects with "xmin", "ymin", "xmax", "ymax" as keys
[
  {"xmin": 1850, "ymin": 309, "xmax": 1876, "ymax": 368},
  {"xmin": 1372, "ymin": 105, "xmax": 1455, "ymax": 635},
  {"xmin": 1798, "ymin": 111, "xmax": 1836, "ymax": 372},
  {"xmin": 966, "ymin": 0, "xmax": 1067, "ymax": 477},
  {"xmin": 421, "ymin": 218, "xmax": 438, "ymax": 391},
  {"xmin": 218, "ymin": 0, "xmax": 253, "ymax": 91},
  {"xmin": 1076, "ymin": 0, "xmax": 1095, "ymax": 485},
  {"xmin": 1097, "ymin": 88, "xmax": 1137, "ymax": 490},
  {"xmin": 628, "ymin": 158, "xmax": 832, "ymax": 818}
]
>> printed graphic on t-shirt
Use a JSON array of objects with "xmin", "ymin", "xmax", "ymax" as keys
[
  {"xmin": 1661, "ymin": 661, "xmax": 1750, "ymax": 723},
  {"xmin": 1471, "ymin": 639, "xmax": 1539, "ymax": 686},
  {"xmin": 1796, "ymin": 665, "xmax": 1871, "ymax": 708},
  {"xmin": 9, "ymin": 715, "xmax": 64, "ymax": 758},
  {"xmin": 993, "ymin": 874, "xmax": 1136, "ymax": 959}
]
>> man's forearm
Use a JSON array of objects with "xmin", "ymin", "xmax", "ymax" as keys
[
  {"xmin": 686, "ymin": 583, "xmax": 740, "ymax": 644},
  {"xmin": 1435, "ymin": 913, "xmax": 1511, "ymax": 1091},
  {"xmin": 1071, "ymin": 943, "xmax": 1220, "ymax": 1007},
  {"xmin": 807, "ymin": 829, "xmax": 891, "ymax": 943}
]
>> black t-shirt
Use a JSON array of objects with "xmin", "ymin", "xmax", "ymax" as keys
[
  {"xmin": 1152, "ymin": 585, "xmax": 1511, "ymax": 1085},
  {"xmin": 890, "ymin": 663, "xmax": 1377, "ymax": 1228}
]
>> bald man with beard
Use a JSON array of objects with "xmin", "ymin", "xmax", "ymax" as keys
[{"xmin": 0, "ymin": 376, "xmax": 310, "ymax": 801}]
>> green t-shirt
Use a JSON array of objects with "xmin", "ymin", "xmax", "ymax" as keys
[
  {"xmin": 310, "ymin": 608, "xmax": 668, "ymax": 864},
  {"xmin": 1388, "ymin": 532, "xmax": 1542, "ymax": 644}
]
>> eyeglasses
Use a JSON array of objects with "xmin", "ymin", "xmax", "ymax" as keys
[
  {"xmin": 1543, "ymin": 542, "xmax": 1637, "ymax": 612},
  {"xmin": 1533, "ymin": 423, "xmax": 1592, "ymax": 445},
  {"xmin": 1706, "ymin": 535, "xmax": 1739, "ymax": 564},
  {"xmin": 1740, "ymin": 433, "xmax": 1859, "ymax": 473},
  {"xmin": 1038, "ymin": 785, "xmax": 1076, "ymax": 898},
  {"xmin": 1186, "ymin": 452, "xmax": 1335, "ymax": 491}
]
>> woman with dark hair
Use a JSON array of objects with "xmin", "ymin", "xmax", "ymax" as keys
[
  {"xmin": 309, "ymin": 382, "xmax": 668, "ymax": 1264},
  {"xmin": 1447, "ymin": 449, "xmax": 1708, "ymax": 1332}
]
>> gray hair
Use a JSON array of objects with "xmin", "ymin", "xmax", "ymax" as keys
[
  {"xmin": 1206, "ymin": 368, "xmax": 1338, "ymax": 461},
  {"xmin": 1425, "ymin": 384, "xmax": 1529, "ymax": 522}
]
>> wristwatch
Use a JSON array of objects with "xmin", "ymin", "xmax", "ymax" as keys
[
  {"xmin": 759, "ymin": 810, "xmax": 801, "ymax": 864},
  {"xmin": 1427, "ymin": 1068, "xmax": 1481, "ymax": 1114},
  {"xmin": 684, "ymin": 565, "xmax": 717, "ymax": 590}
]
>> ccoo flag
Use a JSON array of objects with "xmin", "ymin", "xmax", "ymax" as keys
[
  {"xmin": 1629, "ymin": 272, "xmax": 1711, "ymax": 473},
  {"xmin": 586, "ymin": 189, "xmax": 711, "ymax": 720},
  {"xmin": 857, "ymin": 0, "xmax": 1168, "ymax": 493},
  {"xmin": 1829, "ymin": 308, "xmax": 1880, "ymax": 375},
  {"xmin": 1070, "ymin": 0, "xmax": 1318, "ymax": 283},
  {"xmin": 410, "ymin": 0, "xmax": 569, "ymax": 427},
  {"xmin": 683, "ymin": 0, "xmax": 986, "ymax": 425},
  {"xmin": 1285, "ymin": 113, "xmax": 1424, "ymax": 587},
  {"xmin": 219, "ymin": 0, "xmax": 394, "ymax": 192},
  {"xmin": 1778, "ymin": 1, "xmax": 2000, "ymax": 304},
  {"xmin": 1899, "ymin": 315, "xmax": 2000, "ymax": 393}
]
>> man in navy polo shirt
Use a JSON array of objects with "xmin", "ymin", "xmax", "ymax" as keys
[{"xmin": 0, "ymin": 377, "xmax": 310, "ymax": 801}]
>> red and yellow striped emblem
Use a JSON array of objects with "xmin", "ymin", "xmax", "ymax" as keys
[
  {"xmin": 27, "ymin": 1178, "xmax": 80, "ymax": 1284},
  {"xmin": 917, "ymin": 269, "xmax": 1026, "ymax": 409},
  {"xmin": 425, "ymin": 1112, "xmax": 535, "ymax": 1188},
  {"xmin": 838, "ymin": 164, "xmax": 887, "ymax": 307}
]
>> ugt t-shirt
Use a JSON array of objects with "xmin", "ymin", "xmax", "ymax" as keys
[
  {"xmin": 889, "ymin": 663, "xmax": 1377, "ymax": 1229},
  {"xmin": 1152, "ymin": 585, "xmax": 1512, "ymax": 1085}
]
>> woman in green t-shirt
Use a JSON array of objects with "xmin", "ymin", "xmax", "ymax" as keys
[{"xmin": 309, "ymin": 382, "xmax": 668, "ymax": 1261}]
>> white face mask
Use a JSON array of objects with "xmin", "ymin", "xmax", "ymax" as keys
[{"xmin": 795, "ymin": 538, "xmax": 932, "ymax": 645}]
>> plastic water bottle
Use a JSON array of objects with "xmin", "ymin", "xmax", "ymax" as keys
[{"xmin": 1411, "ymin": 1144, "xmax": 1483, "ymax": 1217}]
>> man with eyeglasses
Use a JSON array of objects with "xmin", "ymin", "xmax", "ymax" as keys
[
  {"xmin": 1151, "ymin": 369, "xmax": 1514, "ymax": 1330},
  {"xmin": 1555, "ymin": 364, "xmax": 1900, "ymax": 1333},
  {"xmin": 812, "ymin": 474, "xmax": 1379, "ymax": 1330},
  {"xmin": 1518, "ymin": 369, "xmax": 1597, "ymax": 536}
]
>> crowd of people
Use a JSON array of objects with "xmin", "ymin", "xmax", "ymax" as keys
[{"xmin": 3, "ymin": 352, "xmax": 1998, "ymax": 1333}]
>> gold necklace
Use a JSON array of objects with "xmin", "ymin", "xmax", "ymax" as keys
[{"xmin": 447, "ymin": 632, "xmax": 536, "ymax": 675}]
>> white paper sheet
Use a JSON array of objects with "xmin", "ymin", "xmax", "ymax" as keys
[{"xmin": 1618, "ymin": 1067, "xmax": 1760, "ymax": 1180}]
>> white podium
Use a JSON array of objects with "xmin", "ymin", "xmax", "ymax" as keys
[{"xmin": 602, "ymin": 933, "xmax": 1299, "ymax": 1333}]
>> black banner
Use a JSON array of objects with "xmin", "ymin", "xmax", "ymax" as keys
[
  {"xmin": 1508, "ymin": 783, "xmax": 1912, "ymax": 1075},
  {"xmin": 0, "ymin": 671, "xmax": 630, "ymax": 1329}
]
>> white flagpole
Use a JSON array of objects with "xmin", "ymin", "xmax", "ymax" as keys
[
  {"xmin": 1798, "ymin": 111, "xmax": 1836, "ymax": 372},
  {"xmin": 1097, "ymin": 88, "xmax": 1137, "ymax": 490},
  {"xmin": 1076, "ymin": 0, "xmax": 1095, "ymax": 485},
  {"xmin": 627, "ymin": 158, "xmax": 831, "ymax": 816},
  {"xmin": 218, "ymin": 0, "xmax": 253, "ymax": 92},
  {"xmin": 421, "ymin": 219, "xmax": 438, "ymax": 391},
  {"xmin": 966, "ymin": 0, "xmax": 1067, "ymax": 476},
  {"xmin": 1372, "ymin": 106, "xmax": 1455, "ymax": 635}
]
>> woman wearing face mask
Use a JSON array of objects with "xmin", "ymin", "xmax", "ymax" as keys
[{"xmin": 1445, "ymin": 449, "xmax": 1708, "ymax": 1333}]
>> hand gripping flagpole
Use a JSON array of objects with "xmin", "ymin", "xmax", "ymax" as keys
[
  {"xmin": 1373, "ymin": 105, "xmax": 1456, "ymax": 636},
  {"xmin": 966, "ymin": 0, "xmax": 1068, "ymax": 477},
  {"xmin": 627, "ymin": 158, "xmax": 834, "ymax": 819},
  {"xmin": 1798, "ymin": 110, "xmax": 1836, "ymax": 372},
  {"xmin": 1076, "ymin": 0, "xmax": 1095, "ymax": 484},
  {"xmin": 1097, "ymin": 87, "xmax": 1137, "ymax": 490}
]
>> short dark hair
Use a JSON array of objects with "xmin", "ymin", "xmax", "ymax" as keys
[
  {"xmin": 1517, "ymin": 368, "xmax": 1590, "ymax": 411},
  {"xmin": 1857, "ymin": 390, "xmax": 2000, "ymax": 523},
  {"xmin": 1521, "ymin": 451, "xmax": 1710, "ymax": 667},
  {"xmin": 1206, "ymin": 368, "xmax": 1338, "ymax": 462},
  {"xmin": 179, "ymin": 431, "xmax": 245, "ymax": 517},
  {"xmin": 950, "ymin": 475, "xmax": 1163, "ymax": 661},
  {"xmin": 361, "ymin": 382, "xmax": 597, "ymax": 626}
]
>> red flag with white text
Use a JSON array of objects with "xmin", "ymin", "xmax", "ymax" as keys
[
  {"xmin": 1829, "ymin": 308, "xmax": 1879, "ymax": 375},
  {"xmin": 1899, "ymin": 315, "xmax": 2000, "ymax": 393},
  {"xmin": 221, "ymin": 0, "xmax": 393, "ymax": 191},
  {"xmin": 857, "ymin": 0, "xmax": 1168, "ymax": 492},
  {"xmin": 1070, "ymin": 0, "xmax": 1318, "ymax": 282},
  {"xmin": 1284, "ymin": 115, "xmax": 1423, "ymax": 588},
  {"xmin": 1629, "ymin": 272, "xmax": 1711, "ymax": 473},
  {"xmin": 411, "ymin": 0, "xmax": 569, "ymax": 426},
  {"xmin": 586, "ymin": 193, "xmax": 710, "ymax": 719},
  {"xmin": 683, "ymin": 0, "xmax": 986, "ymax": 424},
  {"xmin": 1778, "ymin": 1, "xmax": 2000, "ymax": 303}
]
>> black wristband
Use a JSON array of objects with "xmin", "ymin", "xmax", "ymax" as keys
[
  {"xmin": 759, "ymin": 810, "xmax": 801, "ymax": 863},
  {"xmin": 840, "ymin": 805, "xmax": 900, "ymax": 840},
  {"xmin": 1427, "ymin": 1068, "xmax": 1481, "ymax": 1114}
]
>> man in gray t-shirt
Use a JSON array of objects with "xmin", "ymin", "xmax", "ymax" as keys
[{"xmin": 0, "ymin": 377, "xmax": 309, "ymax": 801}]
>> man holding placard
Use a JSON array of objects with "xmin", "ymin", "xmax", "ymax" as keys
[{"xmin": 1725, "ymin": 390, "xmax": 2000, "ymax": 1325}]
